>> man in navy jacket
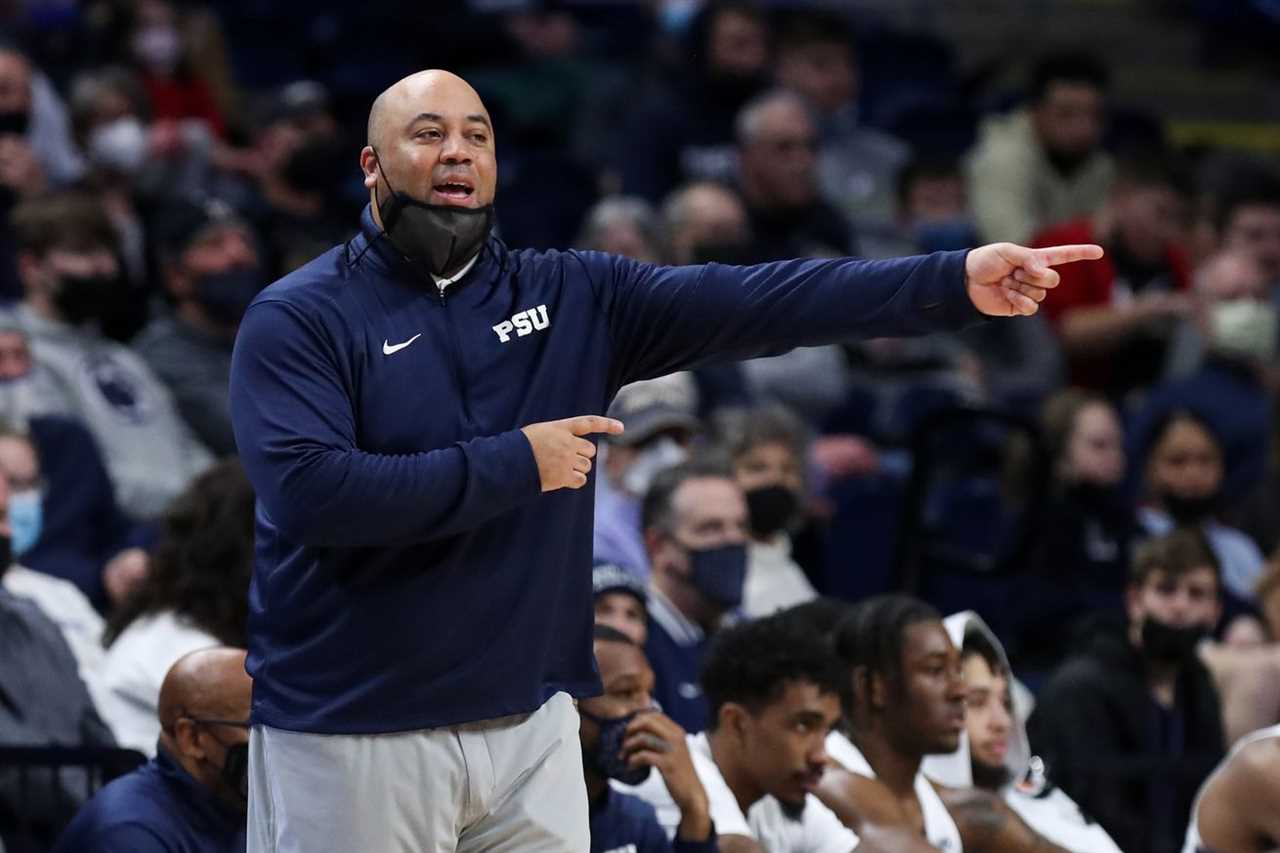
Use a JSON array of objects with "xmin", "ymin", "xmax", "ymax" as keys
[{"xmin": 229, "ymin": 68, "xmax": 1102, "ymax": 853}]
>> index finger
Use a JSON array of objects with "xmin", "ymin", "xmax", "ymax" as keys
[
  {"xmin": 567, "ymin": 416, "xmax": 625, "ymax": 437},
  {"xmin": 1033, "ymin": 244, "xmax": 1104, "ymax": 268}
]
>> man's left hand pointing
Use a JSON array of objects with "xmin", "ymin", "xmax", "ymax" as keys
[{"xmin": 965, "ymin": 242, "xmax": 1104, "ymax": 317}]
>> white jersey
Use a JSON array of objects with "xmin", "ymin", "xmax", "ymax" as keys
[
  {"xmin": 1004, "ymin": 784, "xmax": 1121, "ymax": 853},
  {"xmin": 825, "ymin": 730, "xmax": 963, "ymax": 852},
  {"xmin": 617, "ymin": 732, "xmax": 859, "ymax": 853},
  {"xmin": 1183, "ymin": 724, "xmax": 1280, "ymax": 853}
]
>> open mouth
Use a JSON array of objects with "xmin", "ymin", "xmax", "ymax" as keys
[{"xmin": 432, "ymin": 179, "xmax": 475, "ymax": 202}]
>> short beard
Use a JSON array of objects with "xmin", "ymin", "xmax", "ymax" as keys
[{"xmin": 970, "ymin": 758, "xmax": 1012, "ymax": 792}]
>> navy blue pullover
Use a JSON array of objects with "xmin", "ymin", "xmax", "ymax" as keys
[{"xmin": 229, "ymin": 205, "xmax": 978, "ymax": 734}]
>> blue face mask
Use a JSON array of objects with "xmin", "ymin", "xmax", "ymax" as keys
[
  {"xmin": 580, "ymin": 708, "xmax": 652, "ymax": 786},
  {"xmin": 683, "ymin": 541, "xmax": 748, "ymax": 609},
  {"xmin": 8, "ymin": 489, "xmax": 42, "ymax": 556}
]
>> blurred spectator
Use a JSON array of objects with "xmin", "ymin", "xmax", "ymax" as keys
[
  {"xmin": 0, "ymin": 39, "xmax": 85, "ymax": 194},
  {"xmin": 618, "ymin": 0, "xmax": 770, "ymax": 202},
  {"xmin": 1139, "ymin": 250, "xmax": 1274, "ymax": 504},
  {"xmin": 734, "ymin": 89, "xmax": 854, "ymax": 260},
  {"xmin": 661, "ymin": 181, "xmax": 752, "ymax": 266},
  {"xmin": 592, "ymin": 560, "xmax": 649, "ymax": 647},
  {"xmin": 134, "ymin": 198, "xmax": 266, "ymax": 456},
  {"xmin": 1136, "ymin": 409, "xmax": 1267, "ymax": 607},
  {"xmin": 890, "ymin": 156, "xmax": 979, "ymax": 256},
  {"xmin": 595, "ymin": 374, "xmax": 700, "ymax": 578},
  {"xmin": 94, "ymin": 460, "xmax": 253, "ymax": 755},
  {"xmin": 0, "ymin": 431, "xmax": 106, "ymax": 684},
  {"xmin": 1215, "ymin": 167, "xmax": 1280, "ymax": 289},
  {"xmin": 624, "ymin": 609, "xmax": 860, "ymax": 851},
  {"xmin": 1029, "ymin": 529, "xmax": 1226, "ymax": 853},
  {"xmin": 10, "ymin": 192, "xmax": 214, "ymax": 520},
  {"xmin": 0, "ymin": 564, "xmax": 115, "ymax": 848},
  {"xmin": 579, "ymin": 625, "xmax": 714, "ymax": 853},
  {"xmin": 0, "ymin": 317, "xmax": 140, "ymax": 610},
  {"xmin": 1017, "ymin": 390, "xmax": 1137, "ymax": 664},
  {"xmin": 1034, "ymin": 154, "xmax": 1192, "ymax": 395},
  {"xmin": 237, "ymin": 80, "xmax": 356, "ymax": 277},
  {"xmin": 715, "ymin": 405, "xmax": 817, "ymax": 617},
  {"xmin": 124, "ymin": 0, "xmax": 226, "ymax": 138},
  {"xmin": 641, "ymin": 458, "xmax": 747, "ymax": 734},
  {"xmin": 967, "ymin": 52, "xmax": 1114, "ymax": 244},
  {"xmin": 53, "ymin": 647, "xmax": 249, "ymax": 853},
  {"xmin": 773, "ymin": 10, "xmax": 909, "ymax": 259},
  {"xmin": 575, "ymin": 196, "xmax": 667, "ymax": 264}
]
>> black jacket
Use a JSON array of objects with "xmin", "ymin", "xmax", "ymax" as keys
[{"xmin": 1027, "ymin": 625, "xmax": 1224, "ymax": 853}]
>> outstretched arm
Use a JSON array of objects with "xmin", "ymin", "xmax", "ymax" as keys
[{"xmin": 936, "ymin": 786, "xmax": 1070, "ymax": 853}]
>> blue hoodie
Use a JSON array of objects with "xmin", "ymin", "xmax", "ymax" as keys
[{"xmin": 229, "ymin": 206, "xmax": 978, "ymax": 734}]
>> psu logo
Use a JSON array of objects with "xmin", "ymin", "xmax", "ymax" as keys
[{"xmin": 493, "ymin": 304, "xmax": 551, "ymax": 343}]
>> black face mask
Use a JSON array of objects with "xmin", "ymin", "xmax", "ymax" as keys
[
  {"xmin": 683, "ymin": 541, "xmax": 748, "ymax": 609},
  {"xmin": 0, "ymin": 109, "xmax": 30, "ymax": 136},
  {"xmin": 1140, "ymin": 615, "xmax": 1207, "ymax": 665},
  {"xmin": 1064, "ymin": 481, "xmax": 1123, "ymax": 514},
  {"xmin": 1160, "ymin": 491, "xmax": 1219, "ymax": 527},
  {"xmin": 195, "ymin": 267, "xmax": 264, "ymax": 327},
  {"xmin": 53, "ymin": 272, "xmax": 119, "ymax": 327},
  {"xmin": 579, "ymin": 708, "xmax": 651, "ymax": 786},
  {"xmin": 745, "ymin": 485, "xmax": 800, "ymax": 538},
  {"xmin": 0, "ymin": 534, "xmax": 11, "ymax": 577},
  {"xmin": 373, "ymin": 151, "xmax": 494, "ymax": 278},
  {"xmin": 219, "ymin": 741, "xmax": 249, "ymax": 806}
]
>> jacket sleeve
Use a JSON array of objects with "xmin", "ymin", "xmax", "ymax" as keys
[
  {"xmin": 578, "ymin": 250, "xmax": 981, "ymax": 390},
  {"xmin": 229, "ymin": 299, "xmax": 542, "ymax": 548}
]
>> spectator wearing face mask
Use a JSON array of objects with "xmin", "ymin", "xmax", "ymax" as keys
[
  {"xmin": 134, "ymin": 199, "xmax": 267, "ymax": 456},
  {"xmin": 1215, "ymin": 168, "xmax": 1280, "ymax": 293},
  {"xmin": 595, "ymin": 375, "xmax": 701, "ymax": 579},
  {"xmin": 576, "ymin": 196, "xmax": 668, "ymax": 266},
  {"xmin": 9, "ymin": 192, "xmax": 214, "ymax": 521},
  {"xmin": 94, "ymin": 460, "xmax": 253, "ymax": 755},
  {"xmin": 124, "ymin": 0, "xmax": 225, "ymax": 139},
  {"xmin": 641, "ymin": 459, "xmax": 749, "ymax": 734},
  {"xmin": 0, "ymin": 431, "xmax": 106, "ymax": 684},
  {"xmin": 0, "ymin": 320, "xmax": 142, "ymax": 610},
  {"xmin": 1028, "ymin": 529, "xmax": 1226, "ymax": 853},
  {"xmin": 580, "ymin": 625, "xmax": 715, "ymax": 853},
  {"xmin": 1135, "ymin": 409, "xmax": 1267, "ymax": 608},
  {"xmin": 0, "ymin": 41, "xmax": 85, "ymax": 202},
  {"xmin": 1137, "ymin": 250, "xmax": 1275, "ymax": 504},
  {"xmin": 715, "ymin": 405, "xmax": 816, "ymax": 618},
  {"xmin": 594, "ymin": 560, "xmax": 650, "ymax": 647},
  {"xmin": 53, "ymin": 647, "xmax": 251, "ymax": 853}
]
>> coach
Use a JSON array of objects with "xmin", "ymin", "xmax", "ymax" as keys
[{"xmin": 229, "ymin": 69, "xmax": 1100, "ymax": 852}]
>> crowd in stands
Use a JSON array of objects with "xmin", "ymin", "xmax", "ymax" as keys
[{"xmin": 2, "ymin": 0, "xmax": 1280, "ymax": 851}]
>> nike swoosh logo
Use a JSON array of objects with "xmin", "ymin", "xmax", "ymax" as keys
[{"xmin": 382, "ymin": 333, "xmax": 422, "ymax": 356}]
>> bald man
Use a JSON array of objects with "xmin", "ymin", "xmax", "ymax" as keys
[
  {"xmin": 53, "ymin": 647, "xmax": 250, "ymax": 853},
  {"xmin": 228, "ymin": 68, "xmax": 1104, "ymax": 852}
]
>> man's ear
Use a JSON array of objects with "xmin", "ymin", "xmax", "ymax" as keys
[
  {"xmin": 173, "ymin": 718, "xmax": 206, "ymax": 761},
  {"xmin": 360, "ymin": 146, "xmax": 379, "ymax": 189},
  {"xmin": 720, "ymin": 702, "xmax": 751, "ymax": 745}
]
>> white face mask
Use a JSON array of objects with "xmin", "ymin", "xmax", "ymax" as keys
[
  {"xmin": 132, "ymin": 23, "xmax": 182, "ymax": 74},
  {"xmin": 1209, "ymin": 299, "xmax": 1278, "ymax": 362},
  {"xmin": 89, "ymin": 117, "xmax": 149, "ymax": 177},
  {"xmin": 621, "ymin": 436, "xmax": 688, "ymax": 498}
]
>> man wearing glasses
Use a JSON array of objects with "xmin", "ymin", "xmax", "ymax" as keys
[{"xmin": 53, "ymin": 647, "xmax": 251, "ymax": 853}]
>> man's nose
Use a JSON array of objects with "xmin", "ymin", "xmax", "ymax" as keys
[{"xmin": 440, "ymin": 134, "xmax": 471, "ymax": 163}]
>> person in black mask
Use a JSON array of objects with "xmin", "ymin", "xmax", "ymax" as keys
[
  {"xmin": 135, "ymin": 199, "xmax": 266, "ymax": 456},
  {"xmin": 0, "ymin": 45, "xmax": 49, "ymax": 219},
  {"xmin": 1028, "ymin": 528, "xmax": 1226, "ymax": 853},
  {"xmin": 715, "ymin": 405, "xmax": 818, "ymax": 618},
  {"xmin": 641, "ymin": 458, "xmax": 750, "ymax": 734},
  {"xmin": 1137, "ymin": 408, "xmax": 1268, "ymax": 609},
  {"xmin": 580, "ymin": 624, "xmax": 715, "ymax": 853},
  {"xmin": 54, "ymin": 646, "xmax": 251, "ymax": 853}
]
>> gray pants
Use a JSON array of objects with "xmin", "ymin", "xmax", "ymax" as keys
[{"xmin": 247, "ymin": 692, "xmax": 588, "ymax": 852}]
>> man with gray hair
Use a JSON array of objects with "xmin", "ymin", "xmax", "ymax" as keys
[
  {"xmin": 735, "ymin": 89, "xmax": 855, "ymax": 261},
  {"xmin": 661, "ymin": 182, "xmax": 753, "ymax": 266},
  {"xmin": 576, "ymin": 196, "xmax": 668, "ymax": 264}
]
